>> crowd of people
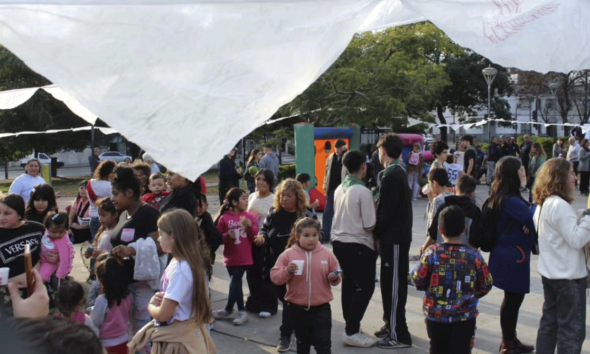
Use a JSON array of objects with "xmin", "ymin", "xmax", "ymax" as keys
[{"xmin": 1, "ymin": 131, "xmax": 590, "ymax": 354}]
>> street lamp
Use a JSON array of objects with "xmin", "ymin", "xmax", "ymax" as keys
[
  {"xmin": 482, "ymin": 66, "xmax": 498, "ymax": 142},
  {"xmin": 549, "ymin": 82, "xmax": 559, "ymax": 138}
]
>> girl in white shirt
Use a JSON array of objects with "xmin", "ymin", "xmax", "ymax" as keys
[
  {"xmin": 140, "ymin": 209, "xmax": 214, "ymax": 352},
  {"xmin": 532, "ymin": 158, "xmax": 590, "ymax": 354},
  {"xmin": 9, "ymin": 159, "xmax": 46, "ymax": 204}
]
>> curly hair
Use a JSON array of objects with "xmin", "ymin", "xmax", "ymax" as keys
[
  {"xmin": 93, "ymin": 160, "xmax": 116, "ymax": 181},
  {"xmin": 285, "ymin": 217, "xmax": 321, "ymax": 249},
  {"xmin": 532, "ymin": 158, "xmax": 574, "ymax": 206},
  {"xmin": 273, "ymin": 179, "xmax": 308, "ymax": 217}
]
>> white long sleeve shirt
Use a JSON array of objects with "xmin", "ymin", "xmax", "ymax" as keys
[{"xmin": 534, "ymin": 195, "xmax": 590, "ymax": 280}]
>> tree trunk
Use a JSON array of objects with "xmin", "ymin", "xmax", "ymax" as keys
[
  {"xmin": 436, "ymin": 104, "xmax": 448, "ymax": 143},
  {"xmin": 4, "ymin": 161, "xmax": 8, "ymax": 180}
]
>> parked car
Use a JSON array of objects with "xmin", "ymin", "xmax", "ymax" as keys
[
  {"xmin": 99, "ymin": 151, "xmax": 132, "ymax": 163},
  {"xmin": 20, "ymin": 153, "xmax": 65, "ymax": 168}
]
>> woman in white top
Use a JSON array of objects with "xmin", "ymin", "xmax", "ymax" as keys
[
  {"xmin": 87, "ymin": 160, "xmax": 117, "ymax": 240},
  {"xmin": 9, "ymin": 159, "xmax": 46, "ymax": 204},
  {"xmin": 532, "ymin": 158, "xmax": 590, "ymax": 354},
  {"xmin": 245, "ymin": 168, "xmax": 275, "ymax": 317}
]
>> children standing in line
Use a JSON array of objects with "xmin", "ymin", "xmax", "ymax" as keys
[
  {"xmin": 25, "ymin": 183, "xmax": 58, "ymax": 224},
  {"xmin": 129, "ymin": 209, "xmax": 215, "ymax": 353},
  {"xmin": 90, "ymin": 256, "xmax": 132, "ymax": 354},
  {"xmin": 412, "ymin": 206, "xmax": 493, "ymax": 354},
  {"xmin": 213, "ymin": 188, "xmax": 259, "ymax": 325},
  {"xmin": 39, "ymin": 211, "xmax": 74, "ymax": 282},
  {"xmin": 55, "ymin": 280, "xmax": 99, "ymax": 335},
  {"xmin": 271, "ymin": 217, "xmax": 341, "ymax": 354},
  {"xmin": 140, "ymin": 173, "xmax": 171, "ymax": 210}
]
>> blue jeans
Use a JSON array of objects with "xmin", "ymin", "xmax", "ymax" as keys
[
  {"xmin": 226, "ymin": 266, "xmax": 247, "ymax": 312},
  {"xmin": 536, "ymin": 276, "xmax": 587, "ymax": 354},
  {"xmin": 321, "ymin": 191, "xmax": 334, "ymax": 241},
  {"xmin": 90, "ymin": 217, "xmax": 101, "ymax": 241}
]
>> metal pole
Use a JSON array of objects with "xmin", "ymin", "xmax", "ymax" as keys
[
  {"xmin": 585, "ymin": 71, "xmax": 588, "ymax": 124},
  {"xmin": 487, "ymin": 84, "xmax": 492, "ymax": 143},
  {"xmin": 90, "ymin": 124, "xmax": 95, "ymax": 151}
]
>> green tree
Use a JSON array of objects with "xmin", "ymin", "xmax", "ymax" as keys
[
  {"xmin": 278, "ymin": 23, "xmax": 451, "ymax": 131},
  {"xmin": 0, "ymin": 45, "xmax": 98, "ymax": 165},
  {"xmin": 434, "ymin": 51, "xmax": 514, "ymax": 142}
]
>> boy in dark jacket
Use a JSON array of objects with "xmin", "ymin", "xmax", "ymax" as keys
[
  {"xmin": 373, "ymin": 133, "xmax": 413, "ymax": 349},
  {"xmin": 425, "ymin": 175, "xmax": 482, "ymax": 250},
  {"xmin": 196, "ymin": 194, "xmax": 222, "ymax": 263}
]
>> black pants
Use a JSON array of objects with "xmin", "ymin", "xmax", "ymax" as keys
[
  {"xmin": 332, "ymin": 241, "xmax": 377, "ymax": 335},
  {"xmin": 245, "ymin": 247, "xmax": 278, "ymax": 313},
  {"xmin": 426, "ymin": 319, "xmax": 476, "ymax": 354},
  {"xmin": 380, "ymin": 242, "xmax": 411, "ymax": 341},
  {"xmin": 580, "ymin": 171, "xmax": 590, "ymax": 194},
  {"xmin": 288, "ymin": 303, "xmax": 331, "ymax": 354},
  {"xmin": 500, "ymin": 291, "xmax": 525, "ymax": 341},
  {"xmin": 277, "ymin": 284, "xmax": 294, "ymax": 338}
]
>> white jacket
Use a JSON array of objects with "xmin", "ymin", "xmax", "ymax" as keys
[{"xmin": 534, "ymin": 195, "xmax": 590, "ymax": 280}]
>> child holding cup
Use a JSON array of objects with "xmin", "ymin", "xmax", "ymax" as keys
[
  {"xmin": 271, "ymin": 217, "xmax": 341, "ymax": 354},
  {"xmin": 213, "ymin": 188, "xmax": 258, "ymax": 325}
]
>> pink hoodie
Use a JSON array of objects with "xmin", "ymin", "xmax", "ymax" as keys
[
  {"xmin": 217, "ymin": 210, "xmax": 259, "ymax": 266},
  {"xmin": 271, "ymin": 243, "xmax": 341, "ymax": 308}
]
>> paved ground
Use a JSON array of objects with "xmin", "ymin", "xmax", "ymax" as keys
[{"xmin": 61, "ymin": 184, "xmax": 590, "ymax": 354}]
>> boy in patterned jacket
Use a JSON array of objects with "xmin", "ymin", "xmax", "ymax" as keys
[{"xmin": 412, "ymin": 205, "xmax": 493, "ymax": 354}]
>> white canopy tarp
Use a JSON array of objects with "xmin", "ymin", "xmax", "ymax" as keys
[
  {"xmin": 0, "ymin": 0, "xmax": 587, "ymax": 180},
  {"xmin": 0, "ymin": 85, "xmax": 98, "ymax": 124}
]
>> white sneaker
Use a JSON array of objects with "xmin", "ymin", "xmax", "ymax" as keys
[
  {"xmin": 233, "ymin": 311, "xmax": 248, "ymax": 325},
  {"xmin": 212, "ymin": 309, "xmax": 232, "ymax": 319},
  {"xmin": 259, "ymin": 311, "xmax": 271, "ymax": 318},
  {"xmin": 342, "ymin": 332, "xmax": 376, "ymax": 348}
]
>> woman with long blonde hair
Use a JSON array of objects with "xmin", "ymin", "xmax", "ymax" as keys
[
  {"xmin": 532, "ymin": 158, "xmax": 590, "ymax": 354},
  {"xmin": 129, "ymin": 208, "xmax": 215, "ymax": 354},
  {"xmin": 255, "ymin": 178, "xmax": 320, "ymax": 352}
]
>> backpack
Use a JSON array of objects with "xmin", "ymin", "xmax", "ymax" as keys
[
  {"xmin": 480, "ymin": 197, "xmax": 513, "ymax": 252},
  {"xmin": 408, "ymin": 152, "xmax": 420, "ymax": 166}
]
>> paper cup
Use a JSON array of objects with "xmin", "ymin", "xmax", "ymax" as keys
[
  {"xmin": 292, "ymin": 260, "xmax": 304, "ymax": 276},
  {"xmin": 0, "ymin": 267, "xmax": 9, "ymax": 286}
]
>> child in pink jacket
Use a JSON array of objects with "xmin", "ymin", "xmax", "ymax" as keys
[
  {"xmin": 213, "ymin": 187, "xmax": 258, "ymax": 326},
  {"xmin": 271, "ymin": 217, "xmax": 341, "ymax": 354},
  {"xmin": 39, "ymin": 211, "xmax": 74, "ymax": 282}
]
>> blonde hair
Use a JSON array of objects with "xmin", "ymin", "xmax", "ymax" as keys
[
  {"xmin": 530, "ymin": 142, "xmax": 546, "ymax": 158},
  {"xmin": 273, "ymin": 179, "xmax": 308, "ymax": 217},
  {"xmin": 158, "ymin": 209, "xmax": 211, "ymax": 324},
  {"xmin": 285, "ymin": 217, "xmax": 321, "ymax": 249},
  {"xmin": 532, "ymin": 158, "xmax": 574, "ymax": 206}
]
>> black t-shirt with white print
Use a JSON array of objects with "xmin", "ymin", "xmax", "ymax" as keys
[{"xmin": 0, "ymin": 221, "xmax": 44, "ymax": 278}]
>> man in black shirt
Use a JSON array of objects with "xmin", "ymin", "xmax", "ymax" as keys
[
  {"xmin": 321, "ymin": 139, "xmax": 347, "ymax": 243},
  {"xmin": 373, "ymin": 133, "xmax": 413, "ymax": 349},
  {"xmin": 487, "ymin": 136, "xmax": 502, "ymax": 185},
  {"xmin": 520, "ymin": 135, "xmax": 532, "ymax": 180},
  {"xmin": 461, "ymin": 135, "xmax": 477, "ymax": 177}
]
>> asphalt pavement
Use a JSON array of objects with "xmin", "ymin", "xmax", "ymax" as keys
[{"xmin": 61, "ymin": 184, "xmax": 590, "ymax": 354}]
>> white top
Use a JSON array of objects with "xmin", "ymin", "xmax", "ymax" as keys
[
  {"xmin": 248, "ymin": 192, "xmax": 275, "ymax": 228},
  {"xmin": 9, "ymin": 174, "xmax": 46, "ymax": 203},
  {"xmin": 88, "ymin": 179, "xmax": 113, "ymax": 218},
  {"xmin": 567, "ymin": 142, "xmax": 581, "ymax": 162},
  {"xmin": 160, "ymin": 258, "xmax": 194, "ymax": 324},
  {"xmin": 454, "ymin": 151, "xmax": 465, "ymax": 167},
  {"xmin": 331, "ymin": 184, "xmax": 376, "ymax": 251},
  {"xmin": 534, "ymin": 195, "xmax": 590, "ymax": 280},
  {"xmin": 444, "ymin": 163, "xmax": 463, "ymax": 186}
]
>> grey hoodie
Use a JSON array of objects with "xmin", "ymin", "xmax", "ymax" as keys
[{"xmin": 260, "ymin": 152, "xmax": 279, "ymax": 183}]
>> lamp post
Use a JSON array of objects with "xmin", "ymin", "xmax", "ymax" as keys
[
  {"xmin": 482, "ymin": 66, "xmax": 498, "ymax": 142},
  {"xmin": 549, "ymin": 82, "xmax": 559, "ymax": 138}
]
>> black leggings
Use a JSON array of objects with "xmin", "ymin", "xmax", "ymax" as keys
[{"xmin": 500, "ymin": 291, "xmax": 525, "ymax": 341}]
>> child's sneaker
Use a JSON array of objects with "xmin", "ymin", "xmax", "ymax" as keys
[
  {"xmin": 212, "ymin": 309, "xmax": 232, "ymax": 319},
  {"xmin": 259, "ymin": 311, "xmax": 271, "ymax": 318},
  {"xmin": 342, "ymin": 332, "xmax": 375, "ymax": 347},
  {"xmin": 233, "ymin": 311, "xmax": 248, "ymax": 325},
  {"xmin": 376, "ymin": 337, "xmax": 412, "ymax": 349}
]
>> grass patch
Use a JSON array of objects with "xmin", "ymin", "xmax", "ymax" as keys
[{"xmin": 0, "ymin": 176, "xmax": 87, "ymax": 197}]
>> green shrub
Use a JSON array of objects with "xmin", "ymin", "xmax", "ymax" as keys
[{"xmin": 278, "ymin": 164, "xmax": 296, "ymax": 181}]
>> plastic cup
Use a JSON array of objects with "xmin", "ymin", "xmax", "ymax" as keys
[
  {"xmin": 0, "ymin": 267, "xmax": 9, "ymax": 285},
  {"xmin": 292, "ymin": 260, "xmax": 304, "ymax": 275}
]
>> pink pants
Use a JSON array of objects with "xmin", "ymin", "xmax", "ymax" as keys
[{"xmin": 39, "ymin": 261, "xmax": 58, "ymax": 282}]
